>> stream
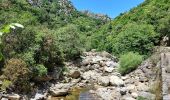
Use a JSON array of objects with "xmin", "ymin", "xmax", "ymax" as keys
[{"xmin": 51, "ymin": 84, "xmax": 100, "ymax": 100}]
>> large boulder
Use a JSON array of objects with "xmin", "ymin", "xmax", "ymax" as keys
[
  {"xmin": 49, "ymin": 83, "xmax": 71, "ymax": 97},
  {"xmin": 109, "ymin": 75, "xmax": 124, "ymax": 86}
]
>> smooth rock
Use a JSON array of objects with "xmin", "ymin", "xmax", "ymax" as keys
[
  {"xmin": 49, "ymin": 89, "xmax": 69, "ymax": 97},
  {"xmin": 109, "ymin": 75, "xmax": 124, "ymax": 86},
  {"xmin": 69, "ymin": 70, "xmax": 81, "ymax": 79}
]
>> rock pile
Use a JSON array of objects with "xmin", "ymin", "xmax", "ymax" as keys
[
  {"xmin": 2, "ymin": 50, "xmax": 158, "ymax": 99},
  {"xmin": 48, "ymin": 50, "xmax": 158, "ymax": 100}
]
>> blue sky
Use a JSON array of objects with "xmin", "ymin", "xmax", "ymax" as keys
[{"xmin": 70, "ymin": 0, "xmax": 144, "ymax": 18}]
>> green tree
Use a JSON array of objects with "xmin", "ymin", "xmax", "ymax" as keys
[{"xmin": 56, "ymin": 24, "xmax": 84, "ymax": 59}]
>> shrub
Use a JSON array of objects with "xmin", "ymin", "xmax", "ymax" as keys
[
  {"xmin": 2, "ymin": 58, "xmax": 31, "ymax": 93},
  {"xmin": 56, "ymin": 24, "xmax": 84, "ymax": 59},
  {"xmin": 110, "ymin": 23, "xmax": 157, "ymax": 56},
  {"xmin": 35, "ymin": 33, "xmax": 64, "ymax": 71},
  {"xmin": 34, "ymin": 64, "xmax": 47, "ymax": 77},
  {"xmin": 0, "ymin": 79, "xmax": 12, "ymax": 92},
  {"xmin": 119, "ymin": 52, "xmax": 143, "ymax": 75}
]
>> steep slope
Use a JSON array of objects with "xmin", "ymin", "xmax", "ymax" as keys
[{"xmin": 92, "ymin": 0, "xmax": 170, "ymax": 56}]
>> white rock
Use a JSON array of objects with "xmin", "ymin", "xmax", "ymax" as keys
[
  {"xmin": 138, "ymin": 92, "xmax": 155, "ymax": 100},
  {"xmin": 98, "ymin": 76, "xmax": 110, "ymax": 86},
  {"xmin": 106, "ymin": 61, "xmax": 119, "ymax": 67},
  {"xmin": 92, "ymin": 56, "xmax": 103, "ymax": 64},
  {"xmin": 95, "ymin": 88, "xmax": 116, "ymax": 100},
  {"xmin": 137, "ymin": 83, "xmax": 149, "ymax": 91},
  {"xmin": 104, "ymin": 66, "xmax": 114, "ymax": 73},
  {"xmin": 49, "ymin": 89, "xmax": 69, "ymax": 97},
  {"xmin": 131, "ymin": 92, "xmax": 138, "ymax": 98},
  {"xmin": 8, "ymin": 94, "xmax": 20, "ymax": 100},
  {"xmin": 122, "ymin": 96, "xmax": 136, "ymax": 100},
  {"xmin": 31, "ymin": 93, "xmax": 47, "ymax": 100},
  {"xmin": 109, "ymin": 75, "xmax": 124, "ymax": 86},
  {"xmin": 82, "ymin": 70, "xmax": 101, "ymax": 80}
]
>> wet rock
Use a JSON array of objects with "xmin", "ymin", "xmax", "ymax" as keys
[
  {"xmin": 98, "ymin": 76, "xmax": 110, "ymax": 86},
  {"xmin": 69, "ymin": 70, "xmax": 81, "ymax": 79},
  {"xmin": 109, "ymin": 75, "xmax": 124, "ymax": 86}
]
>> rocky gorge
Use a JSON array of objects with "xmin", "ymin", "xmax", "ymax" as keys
[{"xmin": 0, "ymin": 49, "xmax": 161, "ymax": 100}]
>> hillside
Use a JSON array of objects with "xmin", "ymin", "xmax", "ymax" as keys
[
  {"xmin": 0, "ymin": 0, "xmax": 169, "ymax": 99},
  {"xmin": 92, "ymin": 0, "xmax": 170, "ymax": 56}
]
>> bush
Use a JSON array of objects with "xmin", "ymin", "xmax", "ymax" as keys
[
  {"xmin": 0, "ymin": 79, "xmax": 12, "ymax": 92},
  {"xmin": 56, "ymin": 24, "xmax": 84, "ymax": 59},
  {"xmin": 111, "ymin": 23, "xmax": 157, "ymax": 56},
  {"xmin": 35, "ymin": 33, "xmax": 64, "ymax": 71},
  {"xmin": 34, "ymin": 64, "xmax": 47, "ymax": 77},
  {"xmin": 119, "ymin": 52, "xmax": 143, "ymax": 75},
  {"xmin": 2, "ymin": 58, "xmax": 31, "ymax": 93}
]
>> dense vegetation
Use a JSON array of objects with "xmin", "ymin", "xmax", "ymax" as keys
[
  {"xmin": 0, "ymin": 0, "xmax": 106, "ymax": 93},
  {"xmin": 0, "ymin": 0, "xmax": 169, "ymax": 94},
  {"xmin": 92, "ymin": 0, "xmax": 170, "ymax": 56}
]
